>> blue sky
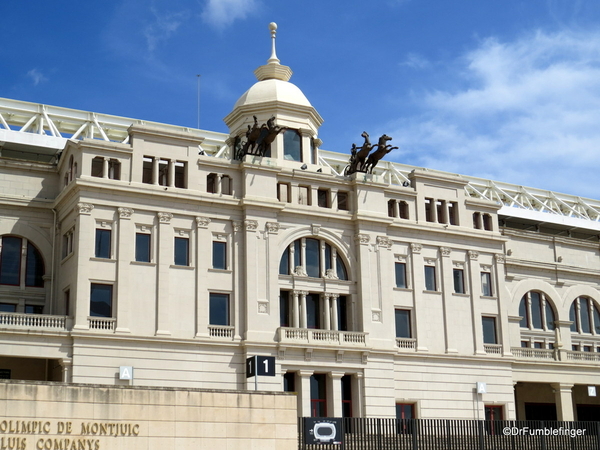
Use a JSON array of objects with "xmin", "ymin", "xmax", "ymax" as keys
[{"xmin": 3, "ymin": 0, "xmax": 600, "ymax": 199}]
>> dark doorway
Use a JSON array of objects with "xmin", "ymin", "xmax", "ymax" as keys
[
  {"xmin": 525, "ymin": 403, "xmax": 557, "ymax": 421},
  {"xmin": 577, "ymin": 405, "xmax": 600, "ymax": 421}
]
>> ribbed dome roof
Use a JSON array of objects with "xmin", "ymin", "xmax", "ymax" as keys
[{"xmin": 233, "ymin": 79, "xmax": 312, "ymax": 109}]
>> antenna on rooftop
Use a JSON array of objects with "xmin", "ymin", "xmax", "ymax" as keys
[{"xmin": 196, "ymin": 74, "xmax": 201, "ymax": 129}]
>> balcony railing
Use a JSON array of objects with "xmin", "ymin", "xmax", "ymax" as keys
[
  {"xmin": 208, "ymin": 325, "xmax": 234, "ymax": 339},
  {"xmin": 278, "ymin": 327, "xmax": 367, "ymax": 346},
  {"xmin": 396, "ymin": 337, "xmax": 417, "ymax": 350},
  {"xmin": 484, "ymin": 344, "xmax": 502, "ymax": 355},
  {"xmin": 88, "ymin": 317, "xmax": 116, "ymax": 331},
  {"xmin": 512, "ymin": 347, "xmax": 555, "ymax": 360},
  {"xmin": 566, "ymin": 350, "xmax": 600, "ymax": 362},
  {"xmin": 0, "ymin": 312, "xmax": 68, "ymax": 331}
]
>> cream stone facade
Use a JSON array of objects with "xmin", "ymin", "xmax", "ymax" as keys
[{"xmin": 1, "ymin": 24, "xmax": 600, "ymax": 426}]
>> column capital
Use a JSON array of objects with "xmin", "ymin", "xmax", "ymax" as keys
[
  {"xmin": 118, "ymin": 207, "xmax": 134, "ymax": 219},
  {"xmin": 77, "ymin": 203, "xmax": 94, "ymax": 215},
  {"xmin": 157, "ymin": 212, "xmax": 173, "ymax": 224},
  {"xmin": 196, "ymin": 216, "xmax": 211, "ymax": 228}
]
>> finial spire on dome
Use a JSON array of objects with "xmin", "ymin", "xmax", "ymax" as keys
[
  {"xmin": 254, "ymin": 22, "xmax": 292, "ymax": 82},
  {"xmin": 268, "ymin": 22, "xmax": 280, "ymax": 65}
]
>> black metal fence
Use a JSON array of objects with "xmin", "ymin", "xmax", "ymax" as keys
[{"xmin": 299, "ymin": 417, "xmax": 600, "ymax": 450}]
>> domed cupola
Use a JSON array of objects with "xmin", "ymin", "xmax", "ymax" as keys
[{"xmin": 224, "ymin": 23, "xmax": 323, "ymax": 165}]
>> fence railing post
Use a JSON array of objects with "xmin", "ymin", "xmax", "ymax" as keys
[
  {"xmin": 412, "ymin": 418, "xmax": 418, "ymax": 450},
  {"xmin": 540, "ymin": 420, "xmax": 546, "ymax": 450},
  {"xmin": 478, "ymin": 420, "xmax": 484, "ymax": 450}
]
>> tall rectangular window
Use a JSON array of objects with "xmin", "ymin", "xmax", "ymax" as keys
[
  {"xmin": 424, "ymin": 266, "xmax": 436, "ymax": 291},
  {"xmin": 0, "ymin": 236, "xmax": 21, "ymax": 286},
  {"xmin": 91, "ymin": 157, "xmax": 104, "ymax": 177},
  {"xmin": 174, "ymin": 161, "xmax": 186, "ymax": 188},
  {"xmin": 108, "ymin": 159, "xmax": 121, "ymax": 180},
  {"xmin": 277, "ymin": 182, "xmax": 290, "ymax": 202},
  {"xmin": 306, "ymin": 294, "xmax": 321, "ymax": 329},
  {"xmin": 337, "ymin": 296, "xmax": 348, "ymax": 331},
  {"xmin": 396, "ymin": 403, "xmax": 415, "ymax": 434},
  {"xmin": 158, "ymin": 159, "xmax": 169, "ymax": 186},
  {"xmin": 283, "ymin": 372, "xmax": 296, "ymax": 392},
  {"xmin": 425, "ymin": 198, "xmax": 434, "ymax": 222},
  {"xmin": 395, "ymin": 262, "xmax": 407, "ymax": 288},
  {"xmin": 174, "ymin": 237, "xmax": 189, "ymax": 266},
  {"xmin": 280, "ymin": 291, "xmax": 290, "ymax": 327},
  {"xmin": 341, "ymin": 375, "xmax": 353, "ymax": 418},
  {"xmin": 453, "ymin": 268, "xmax": 465, "ymax": 294},
  {"xmin": 395, "ymin": 309, "xmax": 412, "ymax": 338},
  {"xmin": 317, "ymin": 189, "xmax": 329, "ymax": 208},
  {"xmin": 209, "ymin": 293, "xmax": 229, "ymax": 326},
  {"xmin": 90, "ymin": 284, "xmax": 112, "ymax": 318},
  {"xmin": 399, "ymin": 201, "xmax": 409, "ymax": 219},
  {"xmin": 135, "ymin": 233, "xmax": 151, "ymax": 262},
  {"xmin": 142, "ymin": 157, "xmax": 153, "ymax": 184},
  {"xmin": 482, "ymin": 316, "xmax": 497, "ymax": 344},
  {"xmin": 95, "ymin": 229, "xmax": 111, "ymax": 259},
  {"xmin": 207, "ymin": 173, "xmax": 218, "ymax": 193},
  {"xmin": 448, "ymin": 202, "xmax": 458, "ymax": 225},
  {"xmin": 481, "ymin": 272, "xmax": 492, "ymax": 296},
  {"xmin": 310, "ymin": 374, "xmax": 327, "ymax": 417},
  {"xmin": 298, "ymin": 186, "xmax": 310, "ymax": 205},
  {"xmin": 212, "ymin": 241, "xmax": 227, "ymax": 270},
  {"xmin": 337, "ymin": 191, "xmax": 349, "ymax": 211},
  {"xmin": 221, "ymin": 175, "xmax": 232, "ymax": 195}
]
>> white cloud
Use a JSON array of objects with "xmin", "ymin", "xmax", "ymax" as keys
[
  {"xmin": 201, "ymin": 0, "xmax": 260, "ymax": 29},
  {"xmin": 144, "ymin": 7, "xmax": 189, "ymax": 52},
  {"xmin": 26, "ymin": 69, "xmax": 47, "ymax": 86},
  {"xmin": 399, "ymin": 53, "xmax": 430, "ymax": 70},
  {"xmin": 388, "ymin": 30, "xmax": 600, "ymax": 199}
]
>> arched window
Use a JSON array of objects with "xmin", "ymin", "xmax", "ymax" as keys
[
  {"xmin": 279, "ymin": 237, "xmax": 348, "ymax": 281},
  {"xmin": 0, "ymin": 236, "xmax": 45, "ymax": 287},
  {"xmin": 570, "ymin": 297, "xmax": 600, "ymax": 334},
  {"xmin": 283, "ymin": 130, "xmax": 302, "ymax": 162},
  {"xmin": 519, "ymin": 291, "xmax": 555, "ymax": 331}
]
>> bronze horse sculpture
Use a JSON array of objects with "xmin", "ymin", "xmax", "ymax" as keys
[
  {"xmin": 363, "ymin": 134, "xmax": 398, "ymax": 173},
  {"xmin": 345, "ymin": 132, "xmax": 397, "ymax": 175}
]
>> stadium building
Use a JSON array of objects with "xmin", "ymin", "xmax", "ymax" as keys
[{"xmin": 1, "ymin": 23, "xmax": 600, "ymax": 424}]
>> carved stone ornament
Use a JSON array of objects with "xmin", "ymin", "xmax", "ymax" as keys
[
  {"xmin": 440, "ymin": 247, "xmax": 451, "ymax": 257},
  {"xmin": 118, "ymin": 207, "xmax": 134, "ymax": 219},
  {"xmin": 376, "ymin": 236, "xmax": 393, "ymax": 249},
  {"xmin": 312, "ymin": 224, "xmax": 321, "ymax": 236},
  {"xmin": 468, "ymin": 250, "xmax": 479, "ymax": 260},
  {"xmin": 196, "ymin": 216, "xmax": 211, "ymax": 228},
  {"xmin": 233, "ymin": 221, "xmax": 243, "ymax": 232},
  {"xmin": 266, "ymin": 222, "xmax": 280, "ymax": 234},
  {"xmin": 324, "ymin": 269, "xmax": 338, "ymax": 279},
  {"xmin": 76, "ymin": 203, "xmax": 94, "ymax": 215},
  {"xmin": 355, "ymin": 234, "xmax": 370, "ymax": 244},
  {"xmin": 293, "ymin": 266, "xmax": 308, "ymax": 277},
  {"xmin": 372, "ymin": 311, "xmax": 381, "ymax": 322},
  {"xmin": 495, "ymin": 254, "xmax": 506, "ymax": 264},
  {"xmin": 257, "ymin": 302, "xmax": 268, "ymax": 314},
  {"xmin": 395, "ymin": 255, "xmax": 406, "ymax": 262},
  {"xmin": 336, "ymin": 351, "xmax": 344, "ymax": 363},
  {"xmin": 157, "ymin": 212, "xmax": 173, "ymax": 224},
  {"xmin": 410, "ymin": 243, "xmax": 422, "ymax": 254},
  {"xmin": 305, "ymin": 348, "xmax": 313, "ymax": 362},
  {"xmin": 425, "ymin": 259, "xmax": 436, "ymax": 265},
  {"xmin": 245, "ymin": 220, "xmax": 258, "ymax": 231}
]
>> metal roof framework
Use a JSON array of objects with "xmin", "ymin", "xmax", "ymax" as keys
[{"xmin": 1, "ymin": 97, "xmax": 599, "ymax": 231}]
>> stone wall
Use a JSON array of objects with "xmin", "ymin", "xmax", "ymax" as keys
[{"xmin": 0, "ymin": 381, "xmax": 297, "ymax": 450}]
